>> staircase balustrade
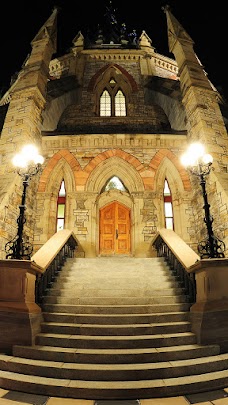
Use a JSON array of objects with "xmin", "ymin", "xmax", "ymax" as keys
[
  {"xmin": 32, "ymin": 230, "xmax": 78, "ymax": 304},
  {"xmin": 152, "ymin": 229, "xmax": 200, "ymax": 304}
]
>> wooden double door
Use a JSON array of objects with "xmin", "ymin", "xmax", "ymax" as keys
[{"xmin": 99, "ymin": 202, "xmax": 131, "ymax": 255}]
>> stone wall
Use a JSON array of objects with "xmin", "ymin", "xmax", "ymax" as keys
[{"xmin": 32, "ymin": 133, "xmax": 194, "ymax": 257}]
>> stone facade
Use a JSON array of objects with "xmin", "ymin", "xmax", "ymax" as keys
[{"xmin": 0, "ymin": 6, "xmax": 227, "ymax": 259}]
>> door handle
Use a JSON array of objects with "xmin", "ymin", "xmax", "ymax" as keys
[{"xmin": 116, "ymin": 229, "xmax": 118, "ymax": 239}]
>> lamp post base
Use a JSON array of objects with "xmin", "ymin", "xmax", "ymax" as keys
[
  {"xmin": 198, "ymin": 235, "xmax": 226, "ymax": 259},
  {"xmin": 5, "ymin": 236, "xmax": 33, "ymax": 260}
]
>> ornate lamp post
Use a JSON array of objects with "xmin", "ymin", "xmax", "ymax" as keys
[
  {"xmin": 5, "ymin": 144, "xmax": 44, "ymax": 260},
  {"xmin": 181, "ymin": 142, "xmax": 225, "ymax": 259}
]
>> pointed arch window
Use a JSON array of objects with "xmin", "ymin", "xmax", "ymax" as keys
[
  {"xmin": 102, "ymin": 176, "xmax": 128, "ymax": 192},
  {"xmin": 56, "ymin": 180, "xmax": 66, "ymax": 232},
  {"xmin": 99, "ymin": 77, "xmax": 127, "ymax": 117},
  {"xmin": 100, "ymin": 90, "xmax": 111, "ymax": 116},
  {"xmin": 115, "ymin": 90, "xmax": 126, "ymax": 116},
  {"xmin": 163, "ymin": 179, "xmax": 174, "ymax": 230}
]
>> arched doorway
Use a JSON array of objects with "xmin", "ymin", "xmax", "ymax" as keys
[{"xmin": 99, "ymin": 201, "xmax": 131, "ymax": 255}]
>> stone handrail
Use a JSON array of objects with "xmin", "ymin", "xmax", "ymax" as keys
[
  {"xmin": 152, "ymin": 229, "xmax": 228, "ymax": 349},
  {"xmin": 152, "ymin": 228, "xmax": 199, "ymax": 303},
  {"xmin": 31, "ymin": 229, "xmax": 77, "ymax": 272},
  {"xmin": 0, "ymin": 229, "xmax": 77, "ymax": 351},
  {"xmin": 32, "ymin": 229, "xmax": 78, "ymax": 304},
  {"xmin": 152, "ymin": 228, "xmax": 200, "ymax": 270}
]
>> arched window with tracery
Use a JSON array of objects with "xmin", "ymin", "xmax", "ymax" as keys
[
  {"xmin": 56, "ymin": 180, "xmax": 66, "ymax": 231},
  {"xmin": 163, "ymin": 179, "xmax": 174, "ymax": 230},
  {"xmin": 99, "ymin": 78, "xmax": 127, "ymax": 117}
]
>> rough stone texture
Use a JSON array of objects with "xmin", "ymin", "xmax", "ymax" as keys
[
  {"xmin": 0, "ymin": 260, "xmax": 43, "ymax": 352},
  {"xmin": 189, "ymin": 259, "xmax": 228, "ymax": 351},
  {"xmin": 0, "ymin": 9, "xmax": 227, "ymax": 272}
]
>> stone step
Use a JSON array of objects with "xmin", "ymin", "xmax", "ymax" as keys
[
  {"xmin": 40, "ymin": 321, "xmax": 191, "ymax": 335},
  {"xmin": 64, "ymin": 257, "xmax": 168, "ymax": 267},
  {"xmin": 50, "ymin": 285, "xmax": 181, "ymax": 296},
  {"xmin": 1, "ymin": 353, "xmax": 228, "ymax": 381},
  {"xmin": 54, "ymin": 272, "xmax": 175, "ymax": 280},
  {"xmin": 54, "ymin": 274, "xmax": 180, "ymax": 288},
  {"xmin": 13, "ymin": 343, "xmax": 221, "ymax": 364},
  {"xmin": 42, "ymin": 302, "xmax": 191, "ymax": 314},
  {"xmin": 59, "ymin": 270, "xmax": 172, "ymax": 278},
  {"xmin": 42, "ymin": 311, "xmax": 190, "ymax": 324},
  {"xmin": 59, "ymin": 262, "xmax": 170, "ymax": 270},
  {"xmin": 42, "ymin": 295, "xmax": 188, "ymax": 304},
  {"xmin": 64, "ymin": 258, "xmax": 168, "ymax": 266},
  {"xmin": 0, "ymin": 369, "xmax": 228, "ymax": 399},
  {"xmin": 4, "ymin": 255, "xmax": 226, "ymax": 400},
  {"xmin": 35, "ymin": 332, "xmax": 197, "ymax": 349},
  {"xmin": 47, "ymin": 287, "xmax": 185, "ymax": 297}
]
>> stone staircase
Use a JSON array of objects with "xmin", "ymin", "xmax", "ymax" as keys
[{"xmin": 0, "ymin": 256, "xmax": 228, "ymax": 400}]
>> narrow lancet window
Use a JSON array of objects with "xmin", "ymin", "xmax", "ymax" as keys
[
  {"xmin": 163, "ymin": 179, "xmax": 174, "ymax": 230},
  {"xmin": 100, "ymin": 90, "xmax": 111, "ymax": 116},
  {"xmin": 57, "ymin": 180, "xmax": 66, "ymax": 231},
  {"xmin": 115, "ymin": 90, "xmax": 126, "ymax": 116}
]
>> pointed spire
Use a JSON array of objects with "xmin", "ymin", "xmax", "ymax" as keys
[
  {"xmin": 12, "ymin": 7, "xmax": 59, "ymax": 98},
  {"xmin": 139, "ymin": 31, "xmax": 154, "ymax": 50},
  {"xmin": 31, "ymin": 6, "xmax": 59, "ymax": 53},
  {"xmin": 161, "ymin": 4, "xmax": 226, "ymax": 159},
  {"xmin": 72, "ymin": 31, "xmax": 84, "ymax": 48},
  {"xmin": 162, "ymin": 4, "xmax": 193, "ymax": 53},
  {"xmin": 162, "ymin": 4, "xmax": 212, "ymax": 94}
]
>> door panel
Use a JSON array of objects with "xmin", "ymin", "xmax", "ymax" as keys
[
  {"xmin": 100, "ymin": 203, "xmax": 115, "ymax": 254},
  {"xmin": 100, "ymin": 202, "xmax": 130, "ymax": 255},
  {"xmin": 116, "ymin": 204, "xmax": 130, "ymax": 254}
]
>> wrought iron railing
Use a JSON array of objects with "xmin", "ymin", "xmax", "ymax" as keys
[
  {"xmin": 152, "ymin": 232, "xmax": 197, "ymax": 304},
  {"xmin": 34, "ymin": 231, "xmax": 77, "ymax": 304}
]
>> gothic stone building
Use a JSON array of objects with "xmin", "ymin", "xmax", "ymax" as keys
[
  {"xmin": 0, "ymin": 5, "xmax": 228, "ymax": 261},
  {"xmin": 0, "ymin": 3, "xmax": 228, "ymax": 400}
]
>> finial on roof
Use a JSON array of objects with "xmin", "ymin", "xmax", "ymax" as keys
[
  {"xmin": 162, "ymin": 4, "xmax": 171, "ymax": 13},
  {"xmin": 52, "ymin": 5, "xmax": 61, "ymax": 13}
]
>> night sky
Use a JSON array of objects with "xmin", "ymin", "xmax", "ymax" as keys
[{"xmin": 1, "ymin": 0, "xmax": 227, "ymax": 101}]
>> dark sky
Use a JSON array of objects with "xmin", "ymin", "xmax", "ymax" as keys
[{"xmin": 1, "ymin": 0, "xmax": 227, "ymax": 100}]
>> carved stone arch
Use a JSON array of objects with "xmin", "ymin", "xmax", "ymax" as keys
[
  {"xmin": 34, "ymin": 157, "xmax": 77, "ymax": 247},
  {"xmin": 88, "ymin": 63, "xmax": 138, "ymax": 93},
  {"xmin": 149, "ymin": 149, "xmax": 191, "ymax": 191},
  {"xmin": 86, "ymin": 157, "xmax": 141, "ymax": 257},
  {"xmin": 154, "ymin": 156, "xmax": 192, "ymax": 238},
  {"xmin": 95, "ymin": 65, "xmax": 132, "ymax": 97},
  {"xmin": 38, "ymin": 149, "xmax": 79, "ymax": 192},
  {"xmin": 88, "ymin": 64, "xmax": 137, "ymax": 115},
  {"xmin": 85, "ymin": 156, "xmax": 144, "ymax": 194},
  {"xmin": 45, "ymin": 158, "xmax": 76, "ymax": 196},
  {"xmin": 154, "ymin": 156, "xmax": 186, "ymax": 197},
  {"xmin": 97, "ymin": 189, "xmax": 132, "ymax": 211}
]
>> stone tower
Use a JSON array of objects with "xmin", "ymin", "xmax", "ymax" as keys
[{"xmin": 0, "ymin": 4, "xmax": 227, "ymax": 259}]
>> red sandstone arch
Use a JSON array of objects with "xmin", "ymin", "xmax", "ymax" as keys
[
  {"xmin": 148, "ymin": 149, "xmax": 192, "ymax": 191},
  {"xmin": 83, "ymin": 149, "xmax": 143, "ymax": 174},
  {"xmin": 38, "ymin": 149, "xmax": 81, "ymax": 192},
  {"xmin": 38, "ymin": 148, "xmax": 191, "ymax": 193}
]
